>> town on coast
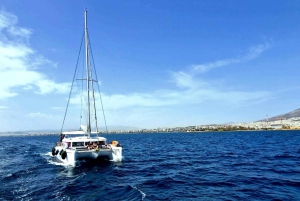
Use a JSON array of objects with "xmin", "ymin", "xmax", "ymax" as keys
[
  {"xmin": 106, "ymin": 116, "xmax": 300, "ymax": 133},
  {"xmin": 1, "ymin": 116, "xmax": 300, "ymax": 136}
]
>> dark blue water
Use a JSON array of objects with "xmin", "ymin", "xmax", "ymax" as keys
[{"xmin": 1, "ymin": 131, "xmax": 300, "ymax": 200}]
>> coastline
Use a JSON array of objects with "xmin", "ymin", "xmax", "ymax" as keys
[{"xmin": 1, "ymin": 128, "xmax": 299, "ymax": 137}]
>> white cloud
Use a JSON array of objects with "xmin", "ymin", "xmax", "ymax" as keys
[
  {"xmin": 170, "ymin": 71, "xmax": 209, "ymax": 89},
  {"xmin": 0, "ymin": 10, "xmax": 17, "ymax": 30},
  {"xmin": 28, "ymin": 112, "xmax": 54, "ymax": 119},
  {"xmin": 66, "ymin": 86, "xmax": 270, "ymax": 113},
  {"xmin": 8, "ymin": 26, "xmax": 32, "ymax": 39},
  {"xmin": 51, "ymin": 106, "xmax": 65, "ymax": 110},
  {"xmin": 192, "ymin": 43, "xmax": 270, "ymax": 73},
  {"xmin": 98, "ymin": 43, "xmax": 272, "ymax": 111},
  {"xmin": 64, "ymin": 44, "xmax": 271, "ymax": 115},
  {"xmin": 35, "ymin": 80, "xmax": 70, "ymax": 94},
  {"xmin": 0, "ymin": 10, "xmax": 70, "ymax": 100},
  {"xmin": 55, "ymin": 41, "xmax": 272, "ymax": 131}
]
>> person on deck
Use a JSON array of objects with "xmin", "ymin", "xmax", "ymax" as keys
[
  {"xmin": 59, "ymin": 134, "xmax": 65, "ymax": 142},
  {"xmin": 92, "ymin": 142, "xmax": 98, "ymax": 149},
  {"xmin": 87, "ymin": 142, "xmax": 93, "ymax": 150}
]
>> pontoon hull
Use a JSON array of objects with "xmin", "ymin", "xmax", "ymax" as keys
[{"xmin": 53, "ymin": 146, "xmax": 122, "ymax": 166}]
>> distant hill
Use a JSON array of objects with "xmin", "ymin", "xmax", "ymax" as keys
[{"xmin": 263, "ymin": 108, "xmax": 300, "ymax": 121}]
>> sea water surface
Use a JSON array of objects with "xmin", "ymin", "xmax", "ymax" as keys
[{"xmin": 0, "ymin": 131, "xmax": 300, "ymax": 200}]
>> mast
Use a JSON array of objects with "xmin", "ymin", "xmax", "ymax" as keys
[{"xmin": 84, "ymin": 10, "xmax": 91, "ymax": 137}]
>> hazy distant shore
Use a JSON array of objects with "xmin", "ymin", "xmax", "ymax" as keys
[{"xmin": 1, "ymin": 128, "xmax": 299, "ymax": 137}]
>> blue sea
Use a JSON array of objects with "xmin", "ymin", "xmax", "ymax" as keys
[{"xmin": 0, "ymin": 131, "xmax": 300, "ymax": 200}]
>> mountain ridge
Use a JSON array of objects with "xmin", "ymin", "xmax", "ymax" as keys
[{"xmin": 261, "ymin": 108, "xmax": 300, "ymax": 122}]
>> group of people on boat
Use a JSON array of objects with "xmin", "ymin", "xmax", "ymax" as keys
[{"xmin": 86, "ymin": 141, "xmax": 111, "ymax": 150}]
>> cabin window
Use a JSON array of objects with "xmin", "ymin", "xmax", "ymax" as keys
[
  {"xmin": 98, "ymin": 141, "xmax": 105, "ymax": 145},
  {"xmin": 72, "ymin": 142, "xmax": 84, "ymax": 147}
]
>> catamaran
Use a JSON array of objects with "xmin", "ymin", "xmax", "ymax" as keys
[{"xmin": 51, "ymin": 10, "xmax": 122, "ymax": 166}]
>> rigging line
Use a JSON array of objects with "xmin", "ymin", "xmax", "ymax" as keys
[
  {"xmin": 75, "ymin": 57, "xmax": 85, "ymax": 128},
  {"xmin": 90, "ymin": 58, "xmax": 99, "ymax": 137},
  {"xmin": 75, "ymin": 71, "xmax": 84, "ymax": 127},
  {"xmin": 79, "ymin": 44, "xmax": 86, "ymax": 128},
  {"xmin": 77, "ymin": 47, "xmax": 89, "ymax": 132},
  {"xmin": 75, "ymin": 80, "xmax": 81, "ymax": 127},
  {"xmin": 88, "ymin": 35, "xmax": 109, "ymax": 135},
  {"xmin": 78, "ymin": 80, "xmax": 89, "ymax": 133},
  {"xmin": 76, "ymin": 81, "xmax": 88, "ymax": 133},
  {"xmin": 75, "ymin": 42, "xmax": 88, "ymax": 131},
  {"xmin": 60, "ymin": 32, "xmax": 84, "ymax": 134}
]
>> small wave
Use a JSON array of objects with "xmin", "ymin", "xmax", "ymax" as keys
[
  {"xmin": 47, "ymin": 160, "xmax": 68, "ymax": 167},
  {"xmin": 111, "ymin": 158, "xmax": 122, "ymax": 162},
  {"xmin": 273, "ymin": 154, "xmax": 295, "ymax": 159},
  {"xmin": 4, "ymin": 173, "xmax": 12, "ymax": 178},
  {"xmin": 283, "ymin": 179, "xmax": 300, "ymax": 187},
  {"xmin": 132, "ymin": 185, "xmax": 146, "ymax": 200},
  {"xmin": 44, "ymin": 152, "xmax": 53, "ymax": 156},
  {"xmin": 142, "ymin": 176, "xmax": 185, "ymax": 189}
]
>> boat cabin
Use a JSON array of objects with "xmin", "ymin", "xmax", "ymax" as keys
[{"xmin": 61, "ymin": 136, "xmax": 109, "ymax": 149}]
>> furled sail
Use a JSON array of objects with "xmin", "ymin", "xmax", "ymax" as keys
[{"xmin": 80, "ymin": 124, "xmax": 88, "ymax": 133}]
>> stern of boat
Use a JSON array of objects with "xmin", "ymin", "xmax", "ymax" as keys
[{"xmin": 111, "ymin": 146, "xmax": 122, "ymax": 162}]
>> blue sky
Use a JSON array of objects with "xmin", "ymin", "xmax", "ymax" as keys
[{"xmin": 1, "ymin": 1, "xmax": 300, "ymax": 132}]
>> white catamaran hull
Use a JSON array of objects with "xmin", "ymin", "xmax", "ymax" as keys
[{"xmin": 53, "ymin": 145, "xmax": 122, "ymax": 166}]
